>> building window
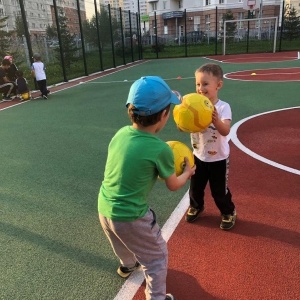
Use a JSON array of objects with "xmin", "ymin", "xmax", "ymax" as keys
[
  {"xmin": 205, "ymin": 0, "xmax": 211, "ymax": 5},
  {"xmin": 151, "ymin": 3, "xmax": 157, "ymax": 11},
  {"xmin": 194, "ymin": 16, "xmax": 200, "ymax": 31},
  {"xmin": 238, "ymin": 12, "xmax": 244, "ymax": 28},
  {"xmin": 178, "ymin": 1, "xmax": 182, "ymax": 8},
  {"xmin": 180, "ymin": 25, "xmax": 184, "ymax": 37},
  {"xmin": 163, "ymin": 1, "xmax": 167, "ymax": 9},
  {"xmin": 219, "ymin": 0, "xmax": 224, "ymax": 4}
]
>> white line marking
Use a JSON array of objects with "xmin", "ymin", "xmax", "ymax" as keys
[
  {"xmin": 115, "ymin": 106, "xmax": 300, "ymax": 300},
  {"xmin": 113, "ymin": 191, "xmax": 190, "ymax": 300},
  {"xmin": 230, "ymin": 106, "xmax": 300, "ymax": 175}
]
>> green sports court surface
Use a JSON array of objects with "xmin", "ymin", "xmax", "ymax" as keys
[{"xmin": 1, "ymin": 53, "xmax": 299, "ymax": 300}]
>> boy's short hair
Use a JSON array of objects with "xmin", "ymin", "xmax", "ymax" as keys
[
  {"xmin": 128, "ymin": 103, "xmax": 171, "ymax": 127},
  {"xmin": 2, "ymin": 59, "xmax": 11, "ymax": 66},
  {"xmin": 16, "ymin": 70, "xmax": 23, "ymax": 77},
  {"xmin": 33, "ymin": 53, "xmax": 41, "ymax": 60},
  {"xmin": 126, "ymin": 76, "xmax": 181, "ymax": 116},
  {"xmin": 196, "ymin": 63, "xmax": 223, "ymax": 80}
]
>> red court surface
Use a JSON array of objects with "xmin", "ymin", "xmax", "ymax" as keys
[
  {"xmin": 225, "ymin": 67, "xmax": 300, "ymax": 81},
  {"xmin": 207, "ymin": 51, "xmax": 298, "ymax": 63},
  {"xmin": 133, "ymin": 107, "xmax": 300, "ymax": 300}
]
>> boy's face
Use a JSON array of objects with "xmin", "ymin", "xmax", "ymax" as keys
[
  {"xmin": 195, "ymin": 71, "xmax": 223, "ymax": 103},
  {"xmin": 2, "ymin": 64, "xmax": 10, "ymax": 70}
]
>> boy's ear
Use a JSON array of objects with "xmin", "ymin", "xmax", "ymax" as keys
[{"xmin": 217, "ymin": 80, "xmax": 223, "ymax": 90}]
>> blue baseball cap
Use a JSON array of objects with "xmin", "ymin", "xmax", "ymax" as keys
[{"xmin": 126, "ymin": 76, "xmax": 181, "ymax": 116}]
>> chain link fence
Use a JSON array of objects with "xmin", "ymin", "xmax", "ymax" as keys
[{"xmin": 1, "ymin": 0, "xmax": 299, "ymax": 88}]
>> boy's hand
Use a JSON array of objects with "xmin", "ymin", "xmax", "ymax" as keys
[
  {"xmin": 183, "ymin": 157, "xmax": 196, "ymax": 179},
  {"xmin": 212, "ymin": 106, "xmax": 219, "ymax": 124}
]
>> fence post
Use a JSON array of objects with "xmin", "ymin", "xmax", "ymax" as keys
[
  {"xmin": 215, "ymin": 6, "xmax": 218, "ymax": 55},
  {"xmin": 19, "ymin": 0, "xmax": 33, "ymax": 65},
  {"xmin": 76, "ymin": 0, "xmax": 88, "ymax": 75},
  {"xmin": 128, "ymin": 11, "xmax": 134, "ymax": 62},
  {"xmin": 108, "ymin": 4, "xmax": 116, "ymax": 68},
  {"xmin": 53, "ymin": 0, "xmax": 68, "ymax": 82},
  {"xmin": 94, "ymin": 0, "xmax": 104, "ymax": 71}
]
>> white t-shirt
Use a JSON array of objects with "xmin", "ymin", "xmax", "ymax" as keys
[
  {"xmin": 31, "ymin": 61, "xmax": 46, "ymax": 81},
  {"xmin": 191, "ymin": 99, "xmax": 232, "ymax": 162}
]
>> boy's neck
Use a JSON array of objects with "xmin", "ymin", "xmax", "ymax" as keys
[
  {"xmin": 210, "ymin": 98, "xmax": 219, "ymax": 105},
  {"xmin": 132, "ymin": 123, "xmax": 159, "ymax": 134}
]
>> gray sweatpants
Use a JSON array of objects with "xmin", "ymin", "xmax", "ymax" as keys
[{"xmin": 99, "ymin": 208, "xmax": 168, "ymax": 300}]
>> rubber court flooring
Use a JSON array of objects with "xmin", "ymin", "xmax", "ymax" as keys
[{"xmin": 1, "ymin": 52, "xmax": 299, "ymax": 300}]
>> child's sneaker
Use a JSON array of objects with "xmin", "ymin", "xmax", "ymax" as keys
[
  {"xmin": 117, "ymin": 261, "xmax": 140, "ymax": 278},
  {"xmin": 3, "ymin": 95, "xmax": 12, "ymax": 101},
  {"xmin": 42, "ymin": 95, "xmax": 48, "ymax": 99},
  {"xmin": 220, "ymin": 210, "xmax": 237, "ymax": 230},
  {"xmin": 185, "ymin": 206, "xmax": 204, "ymax": 223},
  {"xmin": 166, "ymin": 294, "xmax": 175, "ymax": 300}
]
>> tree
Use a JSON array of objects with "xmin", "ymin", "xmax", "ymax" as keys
[
  {"xmin": 82, "ymin": 7, "xmax": 120, "ymax": 47},
  {"xmin": 46, "ymin": 24, "xmax": 58, "ymax": 41},
  {"xmin": 220, "ymin": 10, "xmax": 237, "ymax": 40},
  {"xmin": 53, "ymin": 9, "xmax": 78, "ymax": 68},
  {"xmin": 15, "ymin": 16, "xmax": 25, "ymax": 37},
  {"xmin": 0, "ymin": 16, "xmax": 12, "ymax": 58},
  {"xmin": 283, "ymin": 5, "xmax": 300, "ymax": 40}
]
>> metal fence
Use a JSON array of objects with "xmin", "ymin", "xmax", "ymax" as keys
[{"xmin": 1, "ymin": 0, "xmax": 299, "ymax": 87}]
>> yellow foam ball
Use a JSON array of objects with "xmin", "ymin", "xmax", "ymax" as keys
[
  {"xmin": 173, "ymin": 93, "xmax": 214, "ymax": 133},
  {"xmin": 166, "ymin": 141, "xmax": 194, "ymax": 176}
]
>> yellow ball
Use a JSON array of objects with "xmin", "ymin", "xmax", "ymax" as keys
[
  {"xmin": 173, "ymin": 93, "xmax": 214, "ymax": 133},
  {"xmin": 21, "ymin": 92, "xmax": 30, "ymax": 100},
  {"xmin": 166, "ymin": 141, "xmax": 195, "ymax": 176}
]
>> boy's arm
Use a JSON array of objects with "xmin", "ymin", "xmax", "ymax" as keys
[{"xmin": 164, "ymin": 158, "xmax": 196, "ymax": 191}]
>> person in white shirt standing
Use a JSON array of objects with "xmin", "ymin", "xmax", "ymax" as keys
[
  {"xmin": 31, "ymin": 53, "xmax": 50, "ymax": 99},
  {"xmin": 185, "ymin": 63, "xmax": 236, "ymax": 230}
]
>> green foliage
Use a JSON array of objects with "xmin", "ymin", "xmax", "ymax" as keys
[
  {"xmin": 14, "ymin": 16, "xmax": 25, "ymax": 37},
  {"xmin": 151, "ymin": 43, "xmax": 165, "ymax": 53},
  {"xmin": 53, "ymin": 9, "xmax": 78, "ymax": 69},
  {"xmin": 82, "ymin": 7, "xmax": 121, "ymax": 47},
  {"xmin": 46, "ymin": 24, "xmax": 58, "ymax": 40},
  {"xmin": 283, "ymin": 5, "xmax": 300, "ymax": 40},
  {"xmin": 0, "ymin": 16, "xmax": 12, "ymax": 58},
  {"xmin": 220, "ymin": 10, "xmax": 237, "ymax": 40}
]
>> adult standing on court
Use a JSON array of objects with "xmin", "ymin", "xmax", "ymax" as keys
[{"xmin": 31, "ymin": 53, "xmax": 50, "ymax": 99}]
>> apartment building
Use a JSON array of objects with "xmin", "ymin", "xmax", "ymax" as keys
[
  {"xmin": 147, "ymin": 0, "xmax": 282, "ymax": 38},
  {"xmin": 0, "ymin": 0, "xmax": 86, "ymax": 37},
  {"xmin": 285, "ymin": 0, "xmax": 300, "ymax": 15}
]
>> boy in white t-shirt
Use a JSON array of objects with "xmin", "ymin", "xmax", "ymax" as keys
[
  {"xmin": 31, "ymin": 53, "xmax": 50, "ymax": 99},
  {"xmin": 185, "ymin": 63, "xmax": 236, "ymax": 230}
]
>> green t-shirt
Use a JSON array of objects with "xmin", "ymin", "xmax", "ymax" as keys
[{"xmin": 98, "ymin": 126, "xmax": 174, "ymax": 221}]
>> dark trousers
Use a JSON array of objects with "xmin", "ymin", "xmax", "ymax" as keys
[
  {"xmin": 36, "ymin": 79, "xmax": 48, "ymax": 96},
  {"xmin": 189, "ymin": 156, "xmax": 235, "ymax": 215}
]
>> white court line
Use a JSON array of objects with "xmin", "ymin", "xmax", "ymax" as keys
[
  {"xmin": 113, "ymin": 191, "xmax": 190, "ymax": 300},
  {"xmin": 0, "ymin": 61, "xmax": 149, "ymax": 111},
  {"xmin": 230, "ymin": 106, "xmax": 300, "ymax": 175},
  {"xmin": 114, "ymin": 106, "xmax": 299, "ymax": 300}
]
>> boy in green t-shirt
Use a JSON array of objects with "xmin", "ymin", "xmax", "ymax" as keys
[{"xmin": 98, "ymin": 76, "xmax": 196, "ymax": 300}]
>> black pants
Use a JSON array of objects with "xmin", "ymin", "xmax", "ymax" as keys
[
  {"xmin": 189, "ymin": 156, "xmax": 235, "ymax": 215},
  {"xmin": 36, "ymin": 79, "xmax": 48, "ymax": 96}
]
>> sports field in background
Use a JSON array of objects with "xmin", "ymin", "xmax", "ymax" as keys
[{"xmin": 1, "ymin": 52, "xmax": 299, "ymax": 300}]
